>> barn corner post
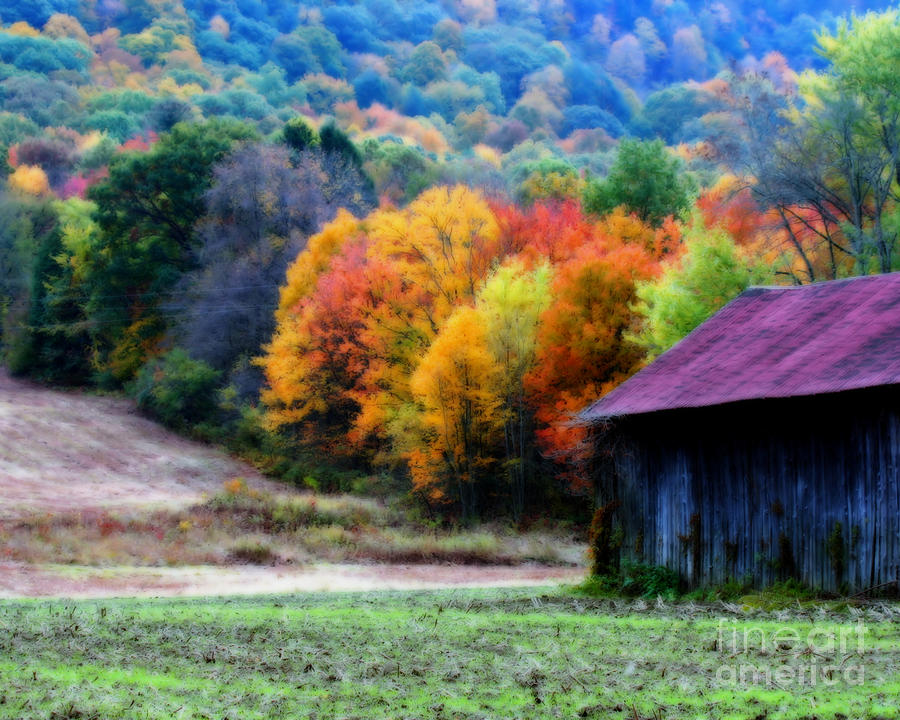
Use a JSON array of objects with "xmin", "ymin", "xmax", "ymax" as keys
[
  {"xmin": 584, "ymin": 419, "xmax": 623, "ymax": 577},
  {"xmin": 586, "ymin": 419, "xmax": 619, "ymax": 509}
]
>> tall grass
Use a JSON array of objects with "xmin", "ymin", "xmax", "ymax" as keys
[{"xmin": 2, "ymin": 480, "xmax": 583, "ymax": 568}]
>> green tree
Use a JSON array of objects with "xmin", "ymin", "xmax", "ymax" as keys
[
  {"xmin": 319, "ymin": 123, "xmax": 363, "ymax": 167},
  {"xmin": 805, "ymin": 10, "xmax": 900, "ymax": 273},
  {"xmin": 583, "ymin": 138, "xmax": 694, "ymax": 227},
  {"xmin": 632, "ymin": 222, "xmax": 771, "ymax": 358},
  {"xmin": 282, "ymin": 116, "xmax": 320, "ymax": 154},
  {"xmin": 84, "ymin": 120, "xmax": 257, "ymax": 383},
  {"xmin": 0, "ymin": 194, "xmax": 93, "ymax": 383},
  {"xmin": 0, "ymin": 192, "xmax": 55, "ymax": 373}
]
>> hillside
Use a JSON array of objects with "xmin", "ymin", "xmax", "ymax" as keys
[
  {"xmin": 0, "ymin": 0, "xmax": 892, "ymax": 201},
  {"xmin": 0, "ymin": 369, "xmax": 281, "ymax": 596},
  {"xmin": 0, "ymin": 368, "xmax": 277, "ymax": 519},
  {"xmin": 1, "ymin": 3, "xmax": 900, "ymax": 523}
]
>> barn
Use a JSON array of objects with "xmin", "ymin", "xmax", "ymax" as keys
[{"xmin": 579, "ymin": 272, "xmax": 900, "ymax": 593}]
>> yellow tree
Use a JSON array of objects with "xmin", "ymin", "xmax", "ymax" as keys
[
  {"xmin": 409, "ymin": 306, "xmax": 503, "ymax": 519},
  {"xmin": 8, "ymin": 165, "xmax": 50, "ymax": 196},
  {"xmin": 367, "ymin": 184, "xmax": 500, "ymax": 324},
  {"xmin": 475, "ymin": 260, "xmax": 552, "ymax": 519},
  {"xmin": 354, "ymin": 185, "xmax": 502, "ymax": 454}
]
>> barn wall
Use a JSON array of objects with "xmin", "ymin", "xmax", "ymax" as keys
[{"xmin": 600, "ymin": 387, "xmax": 900, "ymax": 592}]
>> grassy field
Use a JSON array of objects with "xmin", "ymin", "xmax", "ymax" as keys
[{"xmin": 2, "ymin": 588, "xmax": 899, "ymax": 720}]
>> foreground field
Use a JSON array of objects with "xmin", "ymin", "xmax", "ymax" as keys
[{"xmin": 2, "ymin": 589, "xmax": 899, "ymax": 720}]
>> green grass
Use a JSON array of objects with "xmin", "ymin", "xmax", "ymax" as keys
[{"xmin": 1, "ymin": 588, "xmax": 899, "ymax": 719}]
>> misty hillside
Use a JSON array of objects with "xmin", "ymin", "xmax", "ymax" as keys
[{"xmin": 0, "ymin": 0, "xmax": 889, "ymax": 175}]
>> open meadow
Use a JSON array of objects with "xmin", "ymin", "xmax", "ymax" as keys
[{"xmin": 0, "ymin": 369, "xmax": 583, "ymax": 597}]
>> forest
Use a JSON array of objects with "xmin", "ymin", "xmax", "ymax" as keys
[{"xmin": 1, "ymin": 0, "xmax": 899, "ymax": 523}]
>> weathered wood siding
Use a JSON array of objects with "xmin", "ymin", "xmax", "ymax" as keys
[{"xmin": 598, "ymin": 386, "xmax": 900, "ymax": 592}]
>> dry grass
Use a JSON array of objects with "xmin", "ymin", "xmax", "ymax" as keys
[{"xmin": 0, "ymin": 480, "xmax": 584, "ymax": 570}]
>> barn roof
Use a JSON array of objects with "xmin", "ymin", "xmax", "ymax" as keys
[{"xmin": 580, "ymin": 272, "xmax": 900, "ymax": 420}]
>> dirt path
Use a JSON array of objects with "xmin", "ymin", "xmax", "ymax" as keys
[
  {"xmin": 0, "ymin": 369, "xmax": 279, "ymax": 519},
  {"xmin": 0, "ymin": 562, "xmax": 585, "ymax": 599}
]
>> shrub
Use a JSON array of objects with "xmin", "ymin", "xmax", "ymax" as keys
[
  {"xmin": 229, "ymin": 540, "xmax": 276, "ymax": 564},
  {"xmin": 132, "ymin": 348, "xmax": 222, "ymax": 431},
  {"xmin": 620, "ymin": 562, "xmax": 680, "ymax": 599},
  {"xmin": 579, "ymin": 562, "xmax": 681, "ymax": 600}
]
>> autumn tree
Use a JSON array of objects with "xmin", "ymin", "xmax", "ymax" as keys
[
  {"xmin": 475, "ymin": 260, "xmax": 551, "ymax": 519},
  {"xmin": 354, "ymin": 186, "xmax": 502, "ymax": 452},
  {"xmin": 7, "ymin": 165, "xmax": 50, "ymax": 196},
  {"xmin": 409, "ymin": 306, "xmax": 503, "ymax": 519},
  {"xmin": 260, "ymin": 212, "xmax": 378, "ymax": 467},
  {"xmin": 262, "ymin": 186, "xmax": 504, "ymax": 488},
  {"xmin": 522, "ymin": 220, "xmax": 662, "ymax": 493},
  {"xmin": 491, "ymin": 198, "xmax": 677, "ymax": 494}
]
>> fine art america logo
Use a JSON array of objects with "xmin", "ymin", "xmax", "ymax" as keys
[{"xmin": 714, "ymin": 619, "xmax": 867, "ymax": 687}]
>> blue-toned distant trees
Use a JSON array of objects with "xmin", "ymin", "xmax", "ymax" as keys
[
  {"xmin": 353, "ymin": 70, "xmax": 397, "ymax": 109},
  {"xmin": 0, "ymin": 76, "xmax": 80, "ymax": 127},
  {"xmin": 399, "ymin": 41, "xmax": 447, "ymax": 86},
  {"xmin": 168, "ymin": 143, "xmax": 315, "ymax": 398},
  {"xmin": 633, "ymin": 84, "xmax": 719, "ymax": 142}
]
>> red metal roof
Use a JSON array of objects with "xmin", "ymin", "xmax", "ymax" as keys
[{"xmin": 580, "ymin": 272, "xmax": 900, "ymax": 420}]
